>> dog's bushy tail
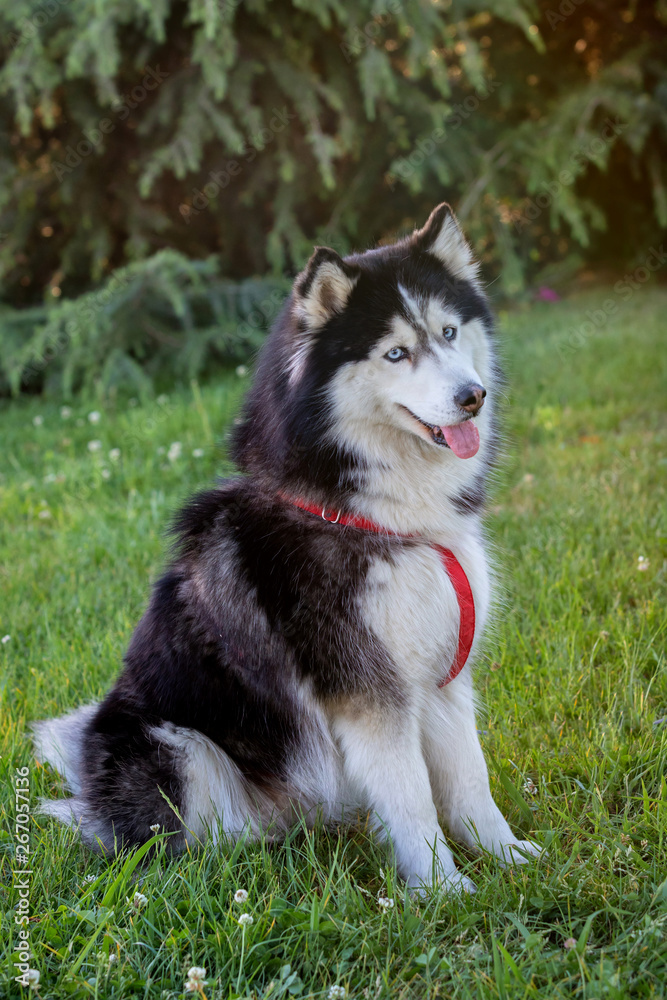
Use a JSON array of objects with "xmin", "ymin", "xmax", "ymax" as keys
[{"xmin": 31, "ymin": 705, "xmax": 97, "ymax": 828}]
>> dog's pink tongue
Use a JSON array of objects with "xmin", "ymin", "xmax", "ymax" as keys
[{"xmin": 442, "ymin": 421, "xmax": 480, "ymax": 459}]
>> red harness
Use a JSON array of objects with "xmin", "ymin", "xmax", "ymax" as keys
[{"xmin": 284, "ymin": 497, "xmax": 476, "ymax": 687}]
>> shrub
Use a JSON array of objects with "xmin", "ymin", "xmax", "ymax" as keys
[
  {"xmin": 0, "ymin": 0, "xmax": 665, "ymax": 395},
  {"xmin": 0, "ymin": 252, "xmax": 289, "ymax": 396}
]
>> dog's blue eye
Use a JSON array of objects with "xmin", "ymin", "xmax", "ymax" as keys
[
  {"xmin": 443, "ymin": 326, "xmax": 457, "ymax": 341},
  {"xmin": 385, "ymin": 347, "xmax": 407, "ymax": 362}
]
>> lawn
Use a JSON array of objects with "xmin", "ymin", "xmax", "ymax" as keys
[{"xmin": 1, "ymin": 287, "xmax": 666, "ymax": 999}]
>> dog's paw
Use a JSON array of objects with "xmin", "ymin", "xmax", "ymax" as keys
[
  {"xmin": 492, "ymin": 839, "xmax": 543, "ymax": 868},
  {"xmin": 407, "ymin": 870, "xmax": 477, "ymax": 898},
  {"xmin": 444, "ymin": 871, "xmax": 477, "ymax": 895}
]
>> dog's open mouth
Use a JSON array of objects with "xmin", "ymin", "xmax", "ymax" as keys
[{"xmin": 403, "ymin": 407, "xmax": 480, "ymax": 459}]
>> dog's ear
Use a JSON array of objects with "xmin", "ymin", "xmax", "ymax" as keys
[
  {"xmin": 294, "ymin": 247, "xmax": 360, "ymax": 328},
  {"xmin": 412, "ymin": 203, "xmax": 478, "ymax": 280}
]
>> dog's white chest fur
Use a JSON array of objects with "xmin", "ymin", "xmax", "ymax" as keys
[
  {"xmin": 361, "ymin": 545, "xmax": 460, "ymax": 688},
  {"xmin": 359, "ymin": 522, "xmax": 492, "ymax": 691}
]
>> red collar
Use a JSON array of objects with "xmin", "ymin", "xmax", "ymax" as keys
[{"xmin": 283, "ymin": 496, "xmax": 475, "ymax": 687}]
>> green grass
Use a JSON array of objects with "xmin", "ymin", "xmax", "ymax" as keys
[{"xmin": 1, "ymin": 287, "xmax": 666, "ymax": 999}]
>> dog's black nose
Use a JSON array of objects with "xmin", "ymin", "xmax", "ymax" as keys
[{"xmin": 455, "ymin": 383, "xmax": 486, "ymax": 415}]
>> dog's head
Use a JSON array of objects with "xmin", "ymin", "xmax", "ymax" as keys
[{"xmin": 235, "ymin": 204, "xmax": 499, "ymax": 504}]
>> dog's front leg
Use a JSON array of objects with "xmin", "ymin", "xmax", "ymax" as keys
[
  {"xmin": 331, "ymin": 705, "xmax": 474, "ymax": 892},
  {"xmin": 424, "ymin": 673, "xmax": 542, "ymax": 865}
]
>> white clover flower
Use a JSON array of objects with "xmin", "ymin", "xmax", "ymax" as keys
[
  {"xmin": 1, "ymin": 635, "xmax": 10, "ymax": 644},
  {"xmin": 131, "ymin": 891, "xmax": 148, "ymax": 909},
  {"xmin": 328, "ymin": 986, "xmax": 346, "ymax": 1000},
  {"xmin": 167, "ymin": 441, "xmax": 182, "ymax": 462},
  {"xmin": 185, "ymin": 966, "xmax": 207, "ymax": 992},
  {"xmin": 377, "ymin": 896, "xmax": 394, "ymax": 911},
  {"xmin": 523, "ymin": 779, "xmax": 537, "ymax": 795},
  {"xmin": 192, "ymin": 448, "xmax": 204, "ymax": 458},
  {"xmin": 563, "ymin": 937, "xmax": 577, "ymax": 950},
  {"xmin": 237, "ymin": 912, "xmax": 253, "ymax": 926},
  {"xmin": 60, "ymin": 406, "xmax": 72, "ymax": 419},
  {"xmin": 44, "ymin": 472, "xmax": 57, "ymax": 484},
  {"xmin": 156, "ymin": 394, "xmax": 169, "ymax": 406},
  {"xmin": 235, "ymin": 364, "xmax": 248, "ymax": 377},
  {"xmin": 149, "ymin": 823, "xmax": 161, "ymax": 833},
  {"xmin": 186, "ymin": 967, "xmax": 206, "ymax": 981},
  {"xmin": 101, "ymin": 468, "xmax": 111, "ymax": 480},
  {"xmin": 637, "ymin": 555, "xmax": 650, "ymax": 571},
  {"xmin": 38, "ymin": 509, "xmax": 52, "ymax": 519},
  {"xmin": 33, "ymin": 415, "xmax": 44, "ymax": 427},
  {"xmin": 88, "ymin": 440, "xmax": 102, "ymax": 452},
  {"xmin": 83, "ymin": 873, "xmax": 96, "ymax": 883},
  {"xmin": 88, "ymin": 411, "xmax": 101, "ymax": 424},
  {"xmin": 108, "ymin": 953, "xmax": 117, "ymax": 965},
  {"xmin": 234, "ymin": 888, "xmax": 248, "ymax": 904},
  {"xmin": 109, "ymin": 448, "xmax": 121, "ymax": 461},
  {"xmin": 27, "ymin": 969, "xmax": 40, "ymax": 991}
]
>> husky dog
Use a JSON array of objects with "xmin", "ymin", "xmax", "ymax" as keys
[{"xmin": 34, "ymin": 204, "xmax": 540, "ymax": 891}]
